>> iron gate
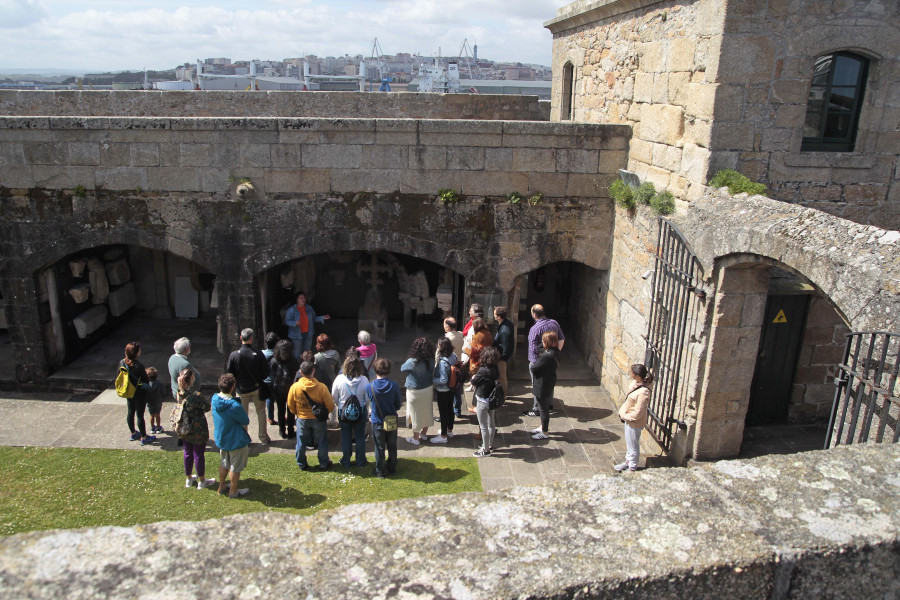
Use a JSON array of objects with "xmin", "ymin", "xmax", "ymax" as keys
[
  {"xmin": 643, "ymin": 218, "xmax": 704, "ymax": 451},
  {"xmin": 826, "ymin": 331, "xmax": 900, "ymax": 448}
]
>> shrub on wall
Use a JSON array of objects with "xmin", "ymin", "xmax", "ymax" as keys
[
  {"xmin": 708, "ymin": 169, "xmax": 768, "ymax": 197},
  {"xmin": 610, "ymin": 179, "xmax": 674, "ymax": 215},
  {"xmin": 609, "ymin": 179, "xmax": 635, "ymax": 209}
]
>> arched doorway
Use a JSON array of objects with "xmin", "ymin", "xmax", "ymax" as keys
[
  {"xmin": 256, "ymin": 250, "xmax": 466, "ymax": 360},
  {"xmin": 31, "ymin": 244, "xmax": 219, "ymax": 389},
  {"xmin": 741, "ymin": 267, "xmax": 850, "ymax": 457}
]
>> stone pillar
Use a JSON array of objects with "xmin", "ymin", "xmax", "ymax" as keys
[
  {"xmin": 214, "ymin": 272, "xmax": 259, "ymax": 356},
  {"xmin": 1, "ymin": 276, "xmax": 49, "ymax": 385},
  {"xmin": 692, "ymin": 262, "xmax": 770, "ymax": 460}
]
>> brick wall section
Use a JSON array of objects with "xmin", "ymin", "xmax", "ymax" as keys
[
  {"xmin": 0, "ymin": 90, "xmax": 549, "ymax": 121},
  {"xmin": 713, "ymin": 0, "xmax": 900, "ymax": 229},
  {"xmin": 546, "ymin": 0, "xmax": 724, "ymax": 201}
]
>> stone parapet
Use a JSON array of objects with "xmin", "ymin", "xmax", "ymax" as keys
[
  {"xmin": 0, "ymin": 117, "xmax": 630, "ymax": 199},
  {"xmin": 0, "ymin": 443, "xmax": 897, "ymax": 599},
  {"xmin": 0, "ymin": 90, "xmax": 549, "ymax": 121}
]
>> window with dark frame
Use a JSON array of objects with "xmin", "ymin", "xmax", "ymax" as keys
[{"xmin": 801, "ymin": 51, "xmax": 869, "ymax": 152}]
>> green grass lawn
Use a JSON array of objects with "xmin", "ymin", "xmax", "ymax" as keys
[{"xmin": 0, "ymin": 446, "xmax": 481, "ymax": 536}]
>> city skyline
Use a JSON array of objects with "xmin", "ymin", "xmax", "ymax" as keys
[{"xmin": 0, "ymin": 0, "xmax": 559, "ymax": 73}]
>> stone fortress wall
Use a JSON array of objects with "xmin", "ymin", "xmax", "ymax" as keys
[
  {"xmin": 1, "ymin": 443, "xmax": 898, "ymax": 599},
  {"xmin": 545, "ymin": 0, "xmax": 900, "ymax": 229},
  {"xmin": 0, "ymin": 90, "xmax": 551, "ymax": 121}
]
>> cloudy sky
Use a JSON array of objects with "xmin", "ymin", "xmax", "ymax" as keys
[{"xmin": 0, "ymin": 0, "xmax": 561, "ymax": 73}]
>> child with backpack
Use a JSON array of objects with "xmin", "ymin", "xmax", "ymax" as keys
[
  {"xmin": 331, "ymin": 350, "xmax": 370, "ymax": 468},
  {"xmin": 145, "ymin": 367, "xmax": 165, "ymax": 434}
]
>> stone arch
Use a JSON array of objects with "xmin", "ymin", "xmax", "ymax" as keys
[
  {"xmin": 11, "ymin": 230, "xmax": 213, "ymax": 280},
  {"xmin": 243, "ymin": 231, "xmax": 474, "ymax": 282}
]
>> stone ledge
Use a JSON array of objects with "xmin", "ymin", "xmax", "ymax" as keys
[{"xmin": 0, "ymin": 444, "xmax": 897, "ymax": 599}]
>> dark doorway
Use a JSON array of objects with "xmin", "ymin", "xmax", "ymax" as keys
[
  {"xmin": 257, "ymin": 251, "xmax": 462, "ymax": 346},
  {"xmin": 746, "ymin": 294, "xmax": 810, "ymax": 426}
]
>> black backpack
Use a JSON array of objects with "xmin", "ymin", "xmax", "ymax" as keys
[
  {"xmin": 488, "ymin": 382, "xmax": 505, "ymax": 410},
  {"xmin": 303, "ymin": 390, "xmax": 329, "ymax": 422},
  {"xmin": 272, "ymin": 362, "xmax": 292, "ymax": 398},
  {"xmin": 339, "ymin": 381, "xmax": 363, "ymax": 424}
]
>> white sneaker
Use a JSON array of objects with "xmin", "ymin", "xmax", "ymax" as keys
[
  {"xmin": 532, "ymin": 431, "xmax": 549, "ymax": 440},
  {"xmin": 185, "ymin": 477, "xmax": 197, "ymax": 488},
  {"xmin": 405, "ymin": 436, "xmax": 420, "ymax": 446},
  {"xmin": 197, "ymin": 478, "xmax": 216, "ymax": 489},
  {"xmin": 529, "ymin": 428, "xmax": 542, "ymax": 434},
  {"xmin": 446, "ymin": 430, "xmax": 455, "ymax": 438},
  {"xmin": 430, "ymin": 435, "xmax": 448, "ymax": 444},
  {"xmin": 614, "ymin": 462, "xmax": 629, "ymax": 472}
]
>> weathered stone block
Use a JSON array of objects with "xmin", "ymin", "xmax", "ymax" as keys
[
  {"xmin": 147, "ymin": 168, "xmax": 200, "ymax": 192},
  {"xmin": 331, "ymin": 169, "xmax": 403, "ymax": 194},
  {"xmin": 557, "ymin": 148, "xmax": 600, "ymax": 173},
  {"xmin": 264, "ymin": 168, "xmax": 330, "ymax": 194},
  {"xmin": 512, "ymin": 148, "xmax": 557, "ymax": 173},
  {"xmin": 67, "ymin": 142, "xmax": 100, "ymax": 166},
  {"xmin": 240, "ymin": 144, "xmax": 272, "ymax": 168},
  {"xmin": 303, "ymin": 144, "xmax": 361, "ymax": 169},
  {"xmin": 130, "ymin": 143, "xmax": 159, "ymax": 167},
  {"xmin": 681, "ymin": 143, "xmax": 710, "ymax": 182},
  {"xmin": 651, "ymin": 73, "xmax": 668, "ymax": 104},
  {"xmin": 640, "ymin": 104, "xmax": 684, "ymax": 145},
  {"xmin": 652, "ymin": 143, "xmax": 683, "ymax": 172},
  {"xmin": 419, "ymin": 120, "xmax": 503, "ymax": 147},
  {"xmin": 270, "ymin": 144, "xmax": 302, "ymax": 169},
  {"xmin": 24, "ymin": 141, "xmax": 66, "ymax": 165},
  {"xmin": 179, "ymin": 143, "xmax": 212, "ymax": 167},
  {"xmin": 640, "ymin": 40, "xmax": 664, "ymax": 73},
  {"xmin": 94, "ymin": 167, "xmax": 149, "ymax": 190},
  {"xmin": 361, "ymin": 145, "xmax": 407, "ymax": 170},
  {"xmin": 484, "ymin": 147, "xmax": 513, "ymax": 171},
  {"xmin": 668, "ymin": 37, "xmax": 697, "ymax": 72},
  {"xmin": 634, "ymin": 72, "xmax": 653, "ymax": 103},
  {"xmin": 459, "ymin": 171, "xmax": 529, "ymax": 197},
  {"xmin": 408, "ymin": 145, "xmax": 446, "ymax": 170},
  {"xmin": 0, "ymin": 165, "xmax": 34, "ymax": 188},
  {"xmin": 716, "ymin": 36, "xmax": 775, "ymax": 84},
  {"xmin": 447, "ymin": 146, "xmax": 486, "ymax": 171},
  {"xmin": 668, "ymin": 72, "xmax": 692, "ymax": 108}
]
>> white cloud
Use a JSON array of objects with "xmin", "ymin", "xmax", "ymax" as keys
[
  {"xmin": 0, "ymin": 0, "xmax": 47, "ymax": 29},
  {"xmin": 0, "ymin": 1, "xmax": 558, "ymax": 71}
]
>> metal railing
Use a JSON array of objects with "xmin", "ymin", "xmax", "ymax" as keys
[{"xmin": 826, "ymin": 331, "xmax": 900, "ymax": 448}]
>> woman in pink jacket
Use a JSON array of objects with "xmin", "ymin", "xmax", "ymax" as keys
[{"xmin": 615, "ymin": 364, "xmax": 653, "ymax": 472}]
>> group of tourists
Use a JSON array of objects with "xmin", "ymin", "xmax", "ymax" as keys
[{"xmin": 116, "ymin": 293, "xmax": 653, "ymax": 497}]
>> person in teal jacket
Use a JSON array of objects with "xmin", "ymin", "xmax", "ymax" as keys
[
  {"xmin": 211, "ymin": 373, "xmax": 251, "ymax": 498},
  {"xmin": 284, "ymin": 291, "xmax": 330, "ymax": 359}
]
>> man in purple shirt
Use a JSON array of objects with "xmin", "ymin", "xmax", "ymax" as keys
[{"xmin": 525, "ymin": 304, "xmax": 565, "ymax": 416}]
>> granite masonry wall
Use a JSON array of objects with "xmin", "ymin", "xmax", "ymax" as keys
[
  {"xmin": 1, "ymin": 443, "xmax": 898, "ymax": 599},
  {"xmin": 546, "ymin": 0, "xmax": 724, "ymax": 202},
  {"xmin": 545, "ymin": 0, "xmax": 900, "ymax": 229},
  {"xmin": 0, "ymin": 116, "xmax": 628, "ymax": 383},
  {"xmin": 0, "ymin": 90, "xmax": 550, "ymax": 121},
  {"xmin": 714, "ymin": 0, "xmax": 900, "ymax": 228}
]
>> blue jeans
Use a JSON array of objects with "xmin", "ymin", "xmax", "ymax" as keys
[
  {"xmin": 291, "ymin": 333, "xmax": 313, "ymax": 359},
  {"xmin": 296, "ymin": 419, "xmax": 328, "ymax": 468},
  {"xmin": 452, "ymin": 388, "xmax": 463, "ymax": 415},
  {"xmin": 340, "ymin": 409, "xmax": 368, "ymax": 467},
  {"xmin": 266, "ymin": 397, "xmax": 275, "ymax": 421},
  {"xmin": 372, "ymin": 422, "xmax": 397, "ymax": 477}
]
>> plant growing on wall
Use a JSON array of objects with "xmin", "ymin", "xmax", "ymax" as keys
[
  {"xmin": 708, "ymin": 170, "xmax": 768, "ymax": 197},
  {"xmin": 437, "ymin": 188, "xmax": 460, "ymax": 204},
  {"xmin": 529, "ymin": 192, "xmax": 543, "ymax": 206},
  {"xmin": 609, "ymin": 179, "xmax": 635, "ymax": 209},
  {"xmin": 610, "ymin": 179, "xmax": 675, "ymax": 215},
  {"xmin": 73, "ymin": 185, "xmax": 86, "ymax": 198},
  {"xmin": 505, "ymin": 191, "xmax": 523, "ymax": 204}
]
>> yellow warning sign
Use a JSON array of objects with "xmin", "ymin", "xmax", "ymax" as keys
[{"xmin": 773, "ymin": 309, "xmax": 787, "ymax": 324}]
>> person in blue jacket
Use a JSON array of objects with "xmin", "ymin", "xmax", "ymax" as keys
[
  {"xmin": 367, "ymin": 358, "xmax": 403, "ymax": 478},
  {"xmin": 284, "ymin": 291, "xmax": 330, "ymax": 359},
  {"xmin": 211, "ymin": 373, "xmax": 251, "ymax": 499}
]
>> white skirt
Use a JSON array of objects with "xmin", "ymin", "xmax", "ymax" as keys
[{"xmin": 406, "ymin": 386, "xmax": 434, "ymax": 430}]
